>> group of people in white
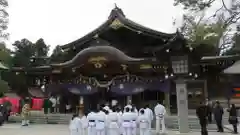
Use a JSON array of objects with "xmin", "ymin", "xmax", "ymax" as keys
[{"xmin": 69, "ymin": 101, "xmax": 167, "ymax": 135}]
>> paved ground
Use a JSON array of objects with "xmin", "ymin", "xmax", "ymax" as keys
[{"xmin": 0, "ymin": 124, "xmax": 237, "ymax": 135}]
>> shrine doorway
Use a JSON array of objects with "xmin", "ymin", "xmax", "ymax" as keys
[{"xmin": 84, "ymin": 87, "xmax": 126, "ymax": 112}]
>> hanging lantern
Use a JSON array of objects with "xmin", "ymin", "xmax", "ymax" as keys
[
  {"xmin": 86, "ymin": 85, "xmax": 92, "ymax": 91},
  {"xmin": 119, "ymin": 84, "xmax": 124, "ymax": 89}
]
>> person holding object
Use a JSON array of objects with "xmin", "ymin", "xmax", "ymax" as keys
[
  {"xmin": 196, "ymin": 102, "xmax": 208, "ymax": 135},
  {"xmin": 137, "ymin": 109, "xmax": 150, "ymax": 135},
  {"xmin": 154, "ymin": 101, "xmax": 166, "ymax": 134}
]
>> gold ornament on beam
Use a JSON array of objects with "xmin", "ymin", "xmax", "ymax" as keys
[
  {"xmin": 110, "ymin": 19, "xmax": 124, "ymax": 30},
  {"xmin": 94, "ymin": 62, "xmax": 102, "ymax": 68},
  {"xmin": 140, "ymin": 64, "xmax": 152, "ymax": 69}
]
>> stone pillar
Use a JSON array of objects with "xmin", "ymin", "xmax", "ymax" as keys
[
  {"xmin": 176, "ymin": 79, "xmax": 189, "ymax": 133},
  {"xmin": 164, "ymin": 92, "xmax": 171, "ymax": 115}
]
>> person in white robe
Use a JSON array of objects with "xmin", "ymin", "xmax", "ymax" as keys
[
  {"xmin": 121, "ymin": 107, "xmax": 133, "ymax": 135},
  {"xmin": 107, "ymin": 108, "xmax": 121, "ymax": 135},
  {"xmin": 87, "ymin": 110, "xmax": 97, "ymax": 135},
  {"xmin": 144, "ymin": 104, "xmax": 153, "ymax": 129},
  {"xmin": 95, "ymin": 108, "xmax": 107, "ymax": 135},
  {"xmin": 130, "ymin": 108, "xmax": 138, "ymax": 135},
  {"xmin": 137, "ymin": 109, "xmax": 150, "ymax": 135},
  {"xmin": 116, "ymin": 107, "xmax": 123, "ymax": 135},
  {"xmin": 80, "ymin": 112, "xmax": 88, "ymax": 135},
  {"xmin": 69, "ymin": 114, "xmax": 81, "ymax": 135},
  {"xmin": 154, "ymin": 101, "xmax": 166, "ymax": 134}
]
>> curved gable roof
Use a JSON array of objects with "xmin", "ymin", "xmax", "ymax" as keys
[{"xmin": 61, "ymin": 6, "xmax": 178, "ymax": 50}]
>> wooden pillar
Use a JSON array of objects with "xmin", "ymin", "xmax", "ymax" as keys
[
  {"xmin": 203, "ymin": 80, "xmax": 208, "ymax": 99},
  {"xmin": 164, "ymin": 92, "xmax": 171, "ymax": 115},
  {"xmin": 78, "ymin": 96, "xmax": 84, "ymax": 116}
]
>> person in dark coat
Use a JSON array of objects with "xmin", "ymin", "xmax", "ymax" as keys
[
  {"xmin": 213, "ymin": 101, "xmax": 224, "ymax": 132},
  {"xmin": 0, "ymin": 105, "xmax": 4, "ymax": 126},
  {"xmin": 228, "ymin": 104, "xmax": 238, "ymax": 134},
  {"xmin": 206, "ymin": 100, "xmax": 213, "ymax": 123},
  {"xmin": 196, "ymin": 102, "xmax": 208, "ymax": 135}
]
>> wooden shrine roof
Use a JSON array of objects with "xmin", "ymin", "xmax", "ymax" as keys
[{"xmin": 60, "ymin": 6, "xmax": 182, "ymax": 51}]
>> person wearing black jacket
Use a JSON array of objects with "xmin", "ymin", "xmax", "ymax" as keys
[
  {"xmin": 0, "ymin": 105, "xmax": 4, "ymax": 126},
  {"xmin": 213, "ymin": 101, "xmax": 224, "ymax": 132},
  {"xmin": 228, "ymin": 104, "xmax": 238, "ymax": 134},
  {"xmin": 206, "ymin": 100, "xmax": 213, "ymax": 123},
  {"xmin": 196, "ymin": 102, "xmax": 208, "ymax": 135}
]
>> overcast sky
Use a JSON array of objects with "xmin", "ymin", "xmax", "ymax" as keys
[{"xmin": 6, "ymin": 0, "xmax": 223, "ymax": 53}]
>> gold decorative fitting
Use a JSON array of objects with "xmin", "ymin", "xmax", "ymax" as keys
[
  {"xmin": 110, "ymin": 19, "xmax": 124, "ymax": 30},
  {"xmin": 88, "ymin": 56, "xmax": 107, "ymax": 63},
  {"xmin": 140, "ymin": 64, "xmax": 152, "ymax": 69},
  {"xmin": 94, "ymin": 62, "xmax": 102, "ymax": 68}
]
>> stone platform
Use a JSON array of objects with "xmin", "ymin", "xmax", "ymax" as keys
[{"xmin": 0, "ymin": 124, "xmax": 236, "ymax": 135}]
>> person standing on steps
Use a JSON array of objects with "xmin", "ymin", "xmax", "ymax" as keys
[
  {"xmin": 154, "ymin": 101, "xmax": 166, "ymax": 134},
  {"xmin": 21, "ymin": 100, "xmax": 31, "ymax": 126},
  {"xmin": 213, "ymin": 101, "xmax": 224, "ymax": 132},
  {"xmin": 196, "ymin": 102, "xmax": 208, "ymax": 135}
]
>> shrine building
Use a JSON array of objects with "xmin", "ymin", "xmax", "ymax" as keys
[{"xmin": 11, "ymin": 6, "xmax": 238, "ymax": 113}]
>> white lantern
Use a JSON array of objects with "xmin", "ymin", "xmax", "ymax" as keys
[{"xmin": 119, "ymin": 84, "xmax": 124, "ymax": 89}]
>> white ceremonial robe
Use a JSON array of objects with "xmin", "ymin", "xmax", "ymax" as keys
[
  {"xmin": 69, "ymin": 117, "xmax": 81, "ymax": 135},
  {"xmin": 95, "ymin": 111, "xmax": 106, "ymax": 135},
  {"xmin": 87, "ymin": 112, "xmax": 97, "ymax": 135},
  {"xmin": 121, "ymin": 112, "xmax": 133, "ymax": 135},
  {"xmin": 137, "ymin": 114, "xmax": 150, "ymax": 135},
  {"xmin": 107, "ymin": 112, "xmax": 120, "ymax": 135},
  {"xmin": 131, "ymin": 111, "xmax": 138, "ymax": 135},
  {"xmin": 117, "ymin": 111, "xmax": 123, "ymax": 135},
  {"xmin": 154, "ymin": 103, "xmax": 166, "ymax": 134},
  {"xmin": 144, "ymin": 108, "xmax": 153, "ymax": 128},
  {"xmin": 80, "ymin": 116, "xmax": 88, "ymax": 135}
]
